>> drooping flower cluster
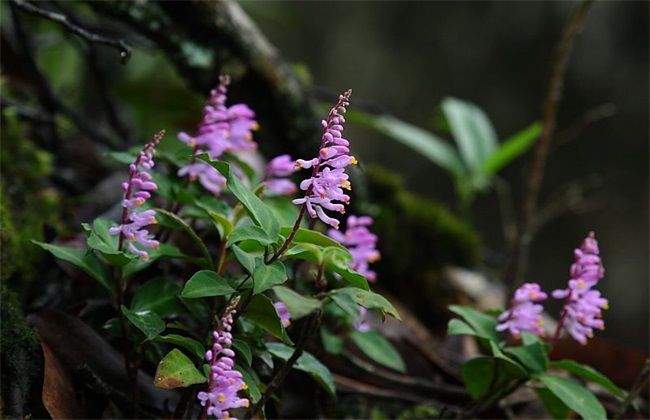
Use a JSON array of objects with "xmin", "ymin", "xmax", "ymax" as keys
[
  {"xmin": 496, "ymin": 283, "xmax": 548, "ymax": 338},
  {"xmin": 177, "ymin": 75, "xmax": 259, "ymax": 195},
  {"xmin": 108, "ymin": 131, "xmax": 163, "ymax": 260},
  {"xmin": 264, "ymin": 154, "xmax": 297, "ymax": 196},
  {"xmin": 552, "ymin": 232, "xmax": 608, "ymax": 345},
  {"xmin": 273, "ymin": 301, "xmax": 292, "ymax": 328},
  {"xmin": 328, "ymin": 215, "xmax": 381, "ymax": 282},
  {"xmin": 198, "ymin": 297, "xmax": 249, "ymax": 419},
  {"xmin": 292, "ymin": 90, "xmax": 357, "ymax": 229}
]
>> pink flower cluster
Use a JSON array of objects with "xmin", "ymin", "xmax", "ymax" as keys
[
  {"xmin": 292, "ymin": 90, "xmax": 357, "ymax": 229},
  {"xmin": 177, "ymin": 75, "xmax": 258, "ymax": 195},
  {"xmin": 264, "ymin": 154, "xmax": 297, "ymax": 196},
  {"xmin": 108, "ymin": 131, "xmax": 163, "ymax": 260},
  {"xmin": 552, "ymin": 232, "xmax": 608, "ymax": 345},
  {"xmin": 328, "ymin": 215, "xmax": 381, "ymax": 282},
  {"xmin": 495, "ymin": 233, "xmax": 608, "ymax": 346},
  {"xmin": 496, "ymin": 283, "xmax": 548, "ymax": 338},
  {"xmin": 198, "ymin": 298, "xmax": 249, "ymax": 419}
]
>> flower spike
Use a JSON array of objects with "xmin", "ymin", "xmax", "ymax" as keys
[
  {"xmin": 177, "ymin": 75, "xmax": 258, "ymax": 195},
  {"xmin": 198, "ymin": 297, "xmax": 249, "ymax": 419},
  {"xmin": 108, "ymin": 130, "xmax": 164, "ymax": 260},
  {"xmin": 496, "ymin": 282, "xmax": 548, "ymax": 338},
  {"xmin": 551, "ymin": 232, "xmax": 608, "ymax": 345},
  {"xmin": 292, "ymin": 90, "xmax": 357, "ymax": 229}
]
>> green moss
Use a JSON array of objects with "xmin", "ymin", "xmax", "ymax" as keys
[
  {"xmin": 0, "ymin": 109, "xmax": 63, "ymax": 294},
  {"xmin": 0, "ymin": 285, "xmax": 43, "ymax": 417},
  {"xmin": 351, "ymin": 165, "xmax": 481, "ymax": 328}
]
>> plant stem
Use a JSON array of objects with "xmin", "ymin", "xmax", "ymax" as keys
[
  {"xmin": 504, "ymin": 0, "xmax": 594, "ymax": 291},
  {"xmin": 267, "ymin": 203, "xmax": 307, "ymax": 264},
  {"xmin": 244, "ymin": 311, "xmax": 322, "ymax": 419}
]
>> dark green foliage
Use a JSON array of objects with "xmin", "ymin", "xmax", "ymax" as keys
[{"xmin": 357, "ymin": 165, "xmax": 480, "ymax": 327}]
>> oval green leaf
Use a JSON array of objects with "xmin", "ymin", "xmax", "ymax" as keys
[
  {"xmin": 154, "ymin": 349, "xmax": 206, "ymax": 389},
  {"xmin": 536, "ymin": 373, "xmax": 607, "ymax": 420},
  {"xmin": 266, "ymin": 342, "xmax": 335, "ymax": 396},
  {"xmin": 181, "ymin": 270, "xmax": 236, "ymax": 298}
]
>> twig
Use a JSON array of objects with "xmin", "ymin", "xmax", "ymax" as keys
[
  {"xmin": 9, "ymin": 1, "xmax": 122, "ymax": 149},
  {"xmin": 10, "ymin": 0, "xmax": 131, "ymax": 63},
  {"xmin": 504, "ymin": 0, "xmax": 594, "ymax": 290},
  {"xmin": 244, "ymin": 311, "xmax": 322, "ymax": 419},
  {"xmin": 340, "ymin": 349, "xmax": 468, "ymax": 398},
  {"xmin": 613, "ymin": 358, "xmax": 650, "ymax": 419}
]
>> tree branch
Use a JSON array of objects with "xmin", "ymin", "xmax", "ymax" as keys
[{"xmin": 10, "ymin": 0, "xmax": 131, "ymax": 63}]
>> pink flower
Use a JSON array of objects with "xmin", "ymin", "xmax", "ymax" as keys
[
  {"xmin": 198, "ymin": 297, "xmax": 249, "ymax": 419},
  {"xmin": 273, "ymin": 301, "xmax": 291, "ymax": 327},
  {"xmin": 292, "ymin": 90, "xmax": 357, "ymax": 229},
  {"xmin": 328, "ymin": 215, "xmax": 381, "ymax": 282},
  {"xmin": 496, "ymin": 283, "xmax": 548, "ymax": 338},
  {"xmin": 178, "ymin": 75, "xmax": 258, "ymax": 195},
  {"xmin": 264, "ymin": 154, "xmax": 297, "ymax": 196},
  {"xmin": 552, "ymin": 232, "xmax": 608, "ymax": 345},
  {"xmin": 108, "ymin": 131, "xmax": 163, "ymax": 260}
]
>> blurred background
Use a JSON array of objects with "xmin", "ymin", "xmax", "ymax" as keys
[
  {"xmin": 241, "ymin": 1, "xmax": 649, "ymax": 351},
  {"xmin": 2, "ymin": 1, "xmax": 647, "ymax": 352}
]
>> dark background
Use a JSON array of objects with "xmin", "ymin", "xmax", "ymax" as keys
[
  {"xmin": 241, "ymin": 1, "xmax": 649, "ymax": 350},
  {"xmin": 2, "ymin": 1, "xmax": 647, "ymax": 350}
]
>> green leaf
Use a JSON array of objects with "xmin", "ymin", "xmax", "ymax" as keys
[
  {"xmin": 320, "ymin": 327, "xmax": 344, "ymax": 355},
  {"xmin": 283, "ymin": 242, "xmax": 323, "ymax": 264},
  {"xmin": 87, "ymin": 219, "xmax": 135, "ymax": 266},
  {"xmin": 272, "ymin": 286, "xmax": 322, "ymax": 320},
  {"xmin": 227, "ymin": 225, "xmax": 275, "ymax": 248},
  {"xmin": 266, "ymin": 342, "xmax": 336, "ymax": 396},
  {"xmin": 505, "ymin": 343, "xmax": 549, "ymax": 373},
  {"xmin": 349, "ymin": 330, "xmax": 406, "ymax": 373},
  {"xmin": 106, "ymin": 150, "xmax": 137, "ymax": 164},
  {"xmin": 331, "ymin": 288, "xmax": 400, "ymax": 321},
  {"xmin": 231, "ymin": 245, "xmax": 256, "ymax": 275},
  {"xmin": 131, "ymin": 278, "xmax": 185, "ymax": 318},
  {"xmin": 122, "ymin": 243, "xmax": 201, "ymax": 278},
  {"xmin": 482, "ymin": 121, "xmax": 541, "ymax": 176},
  {"xmin": 121, "ymin": 305, "xmax": 165, "ymax": 341},
  {"xmin": 32, "ymin": 241, "xmax": 113, "ymax": 293},
  {"xmin": 534, "ymin": 386, "xmax": 571, "ymax": 419},
  {"xmin": 252, "ymin": 260, "xmax": 287, "ymax": 294},
  {"xmin": 266, "ymin": 196, "xmax": 301, "ymax": 227},
  {"xmin": 462, "ymin": 356, "xmax": 526, "ymax": 399},
  {"xmin": 535, "ymin": 374, "xmax": 607, "ymax": 420},
  {"xmin": 235, "ymin": 363, "xmax": 261, "ymax": 402},
  {"xmin": 209, "ymin": 160, "xmax": 280, "ymax": 238},
  {"xmin": 154, "ymin": 334, "xmax": 206, "ymax": 360},
  {"xmin": 208, "ymin": 211, "xmax": 233, "ymax": 239},
  {"xmin": 153, "ymin": 349, "xmax": 206, "ymax": 389},
  {"xmin": 181, "ymin": 270, "xmax": 236, "ymax": 298},
  {"xmin": 279, "ymin": 227, "xmax": 346, "ymax": 250},
  {"xmin": 329, "ymin": 264, "xmax": 370, "ymax": 290},
  {"xmin": 448, "ymin": 305, "xmax": 500, "ymax": 342},
  {"xmin": 329, "ymin": 292, "xmax": 364, "ymax": 321},
  {"xmin": 550, "ymin": 359, "xmax": 626, "ymax": 399},
  {"xmin": 155, "ymin": 208, "xmax": 213, "ymax": 268},
  {"xmin": 347, "ymin": 109, "xmax": 465, "ymax": 178},
  {"xmin": 447, "ymin": 318, "xmax": 477, "ymax": 336},
  {"xmin": 243, "ymin": 294, "xmax": 293, "ymax": 345},
  {"xmin": 442, "ymin": 97, "xmax": 498, "ymax": 172},
  {"xmin": 232, "ymin": 339, "xmax": 253, "ymax": 366}
]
